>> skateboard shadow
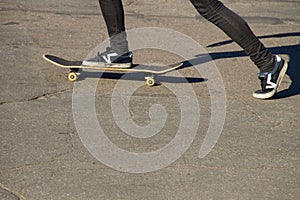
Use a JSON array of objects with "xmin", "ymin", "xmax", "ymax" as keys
[
  {"xmin": 77, "ymin": 71, "xmax": 207, "ymax": 84},
  {"xmin": 191, "ymin": 31, "xmax": 300, "ymax": 99}
]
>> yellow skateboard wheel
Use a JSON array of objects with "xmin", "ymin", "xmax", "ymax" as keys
[
  {"xmin": 68, "ymin": 72, "xmax": 77, "ymax": 82},
  {"xmin": 146, "ymin": 77, "xmax": 155, "ymax": 87}
]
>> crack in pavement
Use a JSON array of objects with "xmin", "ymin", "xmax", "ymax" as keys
[
  {"xmin": 0, "ymin": 182, "xmax": 27, "ymax": 200},
  {"xmin": 28, "ymin": 89, "xmax": 71, "ymax": 101},
  {"xmin": 0, "ymin": 89, "xmax": 71, "ymax": 106}
]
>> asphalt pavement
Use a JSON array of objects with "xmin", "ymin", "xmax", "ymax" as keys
[{"xmin": 1, "ymin": 0, "xmax": 300, "ymax": 199}]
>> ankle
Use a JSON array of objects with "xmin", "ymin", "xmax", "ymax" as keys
[{"xmin": 259, "ymin": 56, "xmax": 276, "ymax": 73}]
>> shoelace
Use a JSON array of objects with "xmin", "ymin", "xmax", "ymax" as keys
[{"xmin": 258, "ymin": 72, "xmax": 269, "ymax": 90}]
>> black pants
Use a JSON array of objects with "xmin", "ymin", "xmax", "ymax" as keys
[
  {"xmin": 98, "ymin": 0, "xmax": 129, "ymax": 55},
  {"xmin": 98, "ymin": 0, "xmax": 274, "ymax": 71}
]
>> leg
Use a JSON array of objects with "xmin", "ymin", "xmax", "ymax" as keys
[
  {"xmin": 83, "ymin": 0, "xmax": 132, "ymax": 67},
  {"xmin": 98, "ymin": 0, "xmax": 129, "ymax": 54},
  {"xmin": 190, "ymin": 0, "xmax": 288, "ymax": 99},
  {"xmin": 190, "ymin": 0, "xmax": 274, "ymax": 72}
]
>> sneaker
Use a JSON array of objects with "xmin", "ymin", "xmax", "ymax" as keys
[
  {"xmin": 253, "ymin": 55, "xmax": 288, "ymax": 99},
  {"xmin": 82, "ymin": 47, "xmax": 133, "ymax": 68}
]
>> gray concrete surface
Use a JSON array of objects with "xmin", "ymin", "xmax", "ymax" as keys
[{"xmin": 1, "ymin": 0, "xmax": 300, "ymax": 199}]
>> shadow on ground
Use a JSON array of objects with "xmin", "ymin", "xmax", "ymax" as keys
[
  {"xmin": 78, "ymin": 71, "xmax": 207, "ymax": 84},
  {"xmin": 75, "ymin": 32, "xmax": 299, "ymax": 98}
]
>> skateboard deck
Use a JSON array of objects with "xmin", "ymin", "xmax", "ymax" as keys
[{"xmin": 43, "ymin": 54, "xmax": 183, "ymax": 86}]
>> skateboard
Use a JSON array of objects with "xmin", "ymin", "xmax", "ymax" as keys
[{"xmin": 43, "ymin": 54, "xmax": 183, "ymax": 86}]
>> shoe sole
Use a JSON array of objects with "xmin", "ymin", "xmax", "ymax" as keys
[
  {"xmin": 82, "ymin": 62, "xmax": 132, "ymax": 69},
  {"xmin": 106, "ymin": 63, "xmax": 132, "ymax": 69},
  {"xmin": 253, "ymin": 61, "xmax": 288, "ymax": 99}
]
